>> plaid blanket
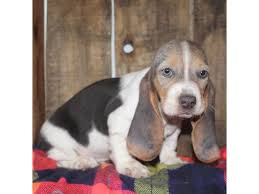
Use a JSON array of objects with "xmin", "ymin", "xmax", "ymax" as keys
[{"xmin": 33, "ymin": 148, "xmax": 226, "ymax": 194}]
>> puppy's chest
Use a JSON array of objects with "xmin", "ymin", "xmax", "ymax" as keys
[{"xmin": 164, "ymin": 124, "xmax": 179, "ymax": 138}]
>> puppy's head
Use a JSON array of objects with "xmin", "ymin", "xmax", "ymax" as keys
[
  {"xmin": 127, "ymin": 40, "xmax": 220, "ymax": 163},
  {"xmin": 151, "ymin": 40, "xmax": 208, "ymax": 119}
]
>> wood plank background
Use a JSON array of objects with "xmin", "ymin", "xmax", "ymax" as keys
[
  {"xmin": 34, "ymin": 0, "xmax": 226, "ymax": 155},
  {"xmin": 46, "ymin": 0, "xmax": 112, "ymax": 117},
  {"xmin": 33, "ymin": 0, "xmax": 45, "ymax": 144}
]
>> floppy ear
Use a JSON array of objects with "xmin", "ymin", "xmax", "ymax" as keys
[
  {"xmin": 191, "ymin": 80, "xmax": 220, "ymax": 163},
  {"xmin": 127, "ymin": 71, "xmax": 164, "ymax": 161}
]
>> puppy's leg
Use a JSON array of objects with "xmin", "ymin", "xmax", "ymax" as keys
[
  {"xmin": 41, "ymin": 121, "xmax": 98, "ymax": 170},
  {"xmin": 108, "ymin": 112, "xmax": 149, "ymax": 178},
  {"xmin": 109, "ymin": 134, "xmax": 150, "ymax": 178},
  {"xmin": 48, "ymin": 148, "xmax": 98, "ymax": 170},
  {"xmin": 160, "ymin": 128, "xmax": 186, "ymax": 165}
]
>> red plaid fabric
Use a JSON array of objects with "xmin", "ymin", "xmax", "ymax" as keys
[
  {"xmin": 33, "ymin": 150, "xmax": 57, "ymax": 170},
  {"xmin": 33, "ymin": 147, "xmax": 226, "ymax": 193}
]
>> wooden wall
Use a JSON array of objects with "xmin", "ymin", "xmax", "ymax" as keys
[
  {"xmin": 46, "ymin": 0, "xmax": 112, "ymax": 117},
  {"xmin": 33, "ymin": 0, "xmax": 45, "ymax": 143},
  {"xmin": 35, "ymin": 0, "xmax": 226, "ymax": 153}
]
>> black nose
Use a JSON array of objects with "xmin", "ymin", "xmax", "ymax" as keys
[{"xmin": 179, "ymin": 95, "xmax": 196, "ymax": 109}]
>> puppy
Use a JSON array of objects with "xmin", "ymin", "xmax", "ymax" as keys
[{"xmin": 38, "ymin": 40, "xmax": 220, "ymax": 178}]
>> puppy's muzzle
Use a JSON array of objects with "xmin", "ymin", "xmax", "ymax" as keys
[{"xmin": 179, "ymin": 95, "xmax": 196, "ymax": 109}]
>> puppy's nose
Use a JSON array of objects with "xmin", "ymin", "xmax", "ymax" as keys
[{"xmin": 179, "ymin": 95, "xmax": 196, "ymax": 109}]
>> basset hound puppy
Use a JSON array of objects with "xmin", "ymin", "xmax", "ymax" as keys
[{"xmin": 38, "ymin": 40, "xmax": 220, "ymax": 178}]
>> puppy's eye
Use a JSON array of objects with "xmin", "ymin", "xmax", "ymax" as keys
[
  {"xmin": 161, "ymin": 68, "xmax": 175, "ymax": 78},
  {"xmin": 198, "ymin": 70, "xmax": 208, "ymax": 79}
]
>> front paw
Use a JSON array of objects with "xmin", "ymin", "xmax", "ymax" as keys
[
  {"xmin": 160, "ymin": 154, "xmax": 187, "ymax": 165},
  {"xmin": 116, "ymin": 159, "xmax": 150, "ymax": 178}
]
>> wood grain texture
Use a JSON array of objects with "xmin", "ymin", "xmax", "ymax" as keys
[
  {"xmin": 115, "ymin": 0, "xmax": 191, "ymax": 75},
  {"xmin": 33, "ymin": 0, "xmax": 45, "ymax": 143},
  {"xmin": 46, "ymin": 0, "xmax": 111, "ymax": 117}
]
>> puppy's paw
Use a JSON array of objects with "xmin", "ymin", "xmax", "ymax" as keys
[
  {"xmin": 57, "ymin": 157, "xmax": 98, "ymax": 170},
  {"xmin": 160, "ymin": 154, "xmax": 187, "ymax": 165},
  {"xmin": 116, "ymin": 159, "xmax": 150, "ymax": 178}
]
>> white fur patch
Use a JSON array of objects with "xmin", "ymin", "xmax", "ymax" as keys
[
  {"xmin": 87, "ymin": 124, "xmax": 109, "ymax": 162},
  {"xmin": 160, "ymin": 127, "xmax": 185, "ymax": 165},
  {"xmin": 181, "ymin": 41, "xmax": 191, "ymax": 81},
  {"xmin": 120, "ymin": 67, "xmax": 150, "ymax": 90},
  {"xmin": 41, "ymin": 121, "xmax": 81, "ymax": 158},
  {"xmin": 41, "ymin": 121, "xmax": 98, "ymax": 169},
  {"xmin": 163, "ymin": 81, "xmax": 204, "ymax": 117}
]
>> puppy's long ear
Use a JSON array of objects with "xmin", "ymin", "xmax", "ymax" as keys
[
  {"xmin": 191, "ymin": 80, "xmax": 220, "ymax": 163},
  {"xmin": 127, "ymin": 71, "xmax": 164, "ymax": 161}
]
